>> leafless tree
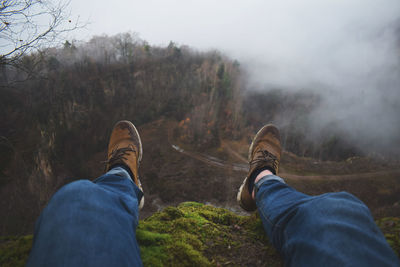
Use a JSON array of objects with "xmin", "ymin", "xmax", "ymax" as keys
[{"xmin": 0, "ymin": 0, "xmax": 80, "ymax": 83}]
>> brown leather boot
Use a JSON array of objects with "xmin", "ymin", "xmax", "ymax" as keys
[
  {"xmin": 105, "ymin": 120, "xmax": 144, "ymax": 209},
  {"xmin": 237, "ymin": 124, "xmax": 282, "ymax": 211}
]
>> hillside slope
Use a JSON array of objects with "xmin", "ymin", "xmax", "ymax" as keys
[{"xmin": 2, "ymin": 118, "xmax": 400, "ymax": 236}]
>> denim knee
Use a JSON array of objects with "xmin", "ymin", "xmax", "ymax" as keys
[
  {"xmin": 61, "ymin": 180, "xmax": 95, "ymax": 192},
  {"xmin": 53, "ymin": 180, "xmax": 97, "ymax": 202},
  {"xmin": 293, "ymin": 191, "xmax": 373, "ymax": 231},
  {"xmin": 303, "ymin": 191, "xmax": 367, "ymax": 212},
  {"xmin": 318, "ymin": 191, "xmax": 370, "ymax": 215}
]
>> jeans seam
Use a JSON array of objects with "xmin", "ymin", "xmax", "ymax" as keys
[
  {"xmin": 257, "ymin": 182, "xmax": 284, "ymax": 229},
  {"xmin": 258, "ymin": 196, "xmax": 279, "ymax": 228},
  {"xmin": 259, "ymin": 206, "xmax": 274, "ymax": 227}
]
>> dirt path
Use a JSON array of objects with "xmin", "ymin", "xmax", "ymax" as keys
[
  {"xmin": 141, "ymin": 119, "xmax": 400, "ymax": 220},
  {"xmin": 164, "ymin": 119, "xmax": 400, "ymax": 180},
  {"xmin": 220, "ymin": 140, "xmax": 248, "ymax": 163},
  {"xmin": 171, "ymin": 144, "xmax": 248, "ymax": 172},
  {"xmin": 170, "ymin": 143, "xmax": 400, "ymax": 180}
]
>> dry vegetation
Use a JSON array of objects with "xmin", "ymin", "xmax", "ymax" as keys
[{"xmin": 0, "ymin": 34, "xmax": 399, "ymax": 249}]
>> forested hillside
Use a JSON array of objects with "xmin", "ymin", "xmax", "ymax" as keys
[{"xmin": 0, "ymin": 33, "xmax": 398, "ymax": 235}]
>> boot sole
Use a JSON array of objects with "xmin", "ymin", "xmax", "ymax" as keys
[
  {"xmin": 117, "ymin": 120, "xmax": 145, "ymax": 210},
  {"xmin": 236, "ymin": 176, "xmax": 253, "ymax": 211}
]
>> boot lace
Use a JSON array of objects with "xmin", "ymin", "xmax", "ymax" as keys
[
  {"xmin": 104, "ymin": 144, "xmax": 136, "ymax": 168},
  {"xmin": 250, "ymin": 150, "xmax": 279, "ymax": 171}
]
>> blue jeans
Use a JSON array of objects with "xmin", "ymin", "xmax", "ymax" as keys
[
  {"xmin": 27, "ymin": 167, "xmax": 144, "ymax": 267},
  {"xmin": 28, "ymin": 169, "xmax": 399, "ymax": 266},
  {"xmin": 256, "ymin": 175, "xmax": 400, "ymax": 267}
]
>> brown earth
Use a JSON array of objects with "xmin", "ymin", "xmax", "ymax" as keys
[
  {"xmin": 1, "ymin": 117, "xmax": 399, "ymax": 235},
  {"xmin": 136, "ymin": 119, "xmax": 400, "ymax": 219}
]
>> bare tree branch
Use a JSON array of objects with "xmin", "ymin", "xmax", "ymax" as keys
[
  {"xmin": 0, "ymin": 0, "xmax": 83, "ymax": 85},
  {"xmin": 0, "ymin": 0, "xmax": 81, "ymax": 64}
]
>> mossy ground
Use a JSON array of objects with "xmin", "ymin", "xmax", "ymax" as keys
[
  {"xmin": 0, "ymin": 235, "xmax": 33, "ymax": 267},
  {"xmin": 136, "ymin": 202, "xmax": 281, "ymax": 266},
  {"xmin": 376, "ymin": 217, "xmax": 400, "ymax": 257},
  {"xmin": 1, "ymin": 204, "xmax": 399, "ymax": 266}
]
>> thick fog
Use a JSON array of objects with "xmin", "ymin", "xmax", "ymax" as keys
[
  {"xmin": 71, "ymin": 0, "xmax": 400, "ymax": 155},
  {"xmin": 223, "ymin": 1, "xmax": 400, "ymax": 155}
]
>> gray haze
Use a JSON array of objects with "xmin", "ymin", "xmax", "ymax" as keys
[{"xmin": 69, "ymin": 0, "xmax": 400, "ymax": 155}]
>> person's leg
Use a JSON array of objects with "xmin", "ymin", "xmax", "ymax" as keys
[
  {"xmin": 237, "ymin": 124, "xmax": 399, "ymax": 266},
  {"xmin": 28, "ymin": 120, "xmax": 145, "ymax": 267},
  {"xmin": 27, "ymin": 167, "xmax": 143, "ymax": 267},
  {"xmin": 254, "ymin": 172, "xmax": 400, "ymax": 267}
]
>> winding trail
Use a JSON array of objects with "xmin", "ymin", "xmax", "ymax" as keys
[
  {"xmin": 170, "ymin": 144, "xmax": 400, "ymax": 180},
  {"xmin": 164, "ymin": 119, "xmax": 400, "ymax": 180}
]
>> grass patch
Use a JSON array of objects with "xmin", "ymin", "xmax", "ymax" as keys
[
  {"xmin": 0, "ymin": 235, "xmax": 33, "ymax": 267},
  {"xmin": 1, "ymin": 204, "xmax": 399, "ymax": 266},
  {"xmin": 376, "ymin": 217, "xmax": 400, "ymax": 257}
]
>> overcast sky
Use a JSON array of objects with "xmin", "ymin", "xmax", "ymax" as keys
[
  {"xmin": 68, "ymin": 0, "xmax": 400, "ymax": 152},
  {"xmin": 69, "ymin": 0, "xmax": 400, "ymax": 87}
]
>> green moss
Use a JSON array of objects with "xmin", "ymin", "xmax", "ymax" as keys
[
  {"xmin": 0, "ymin": 235, "xmax": 33, "ymax": 267},
  {"xmin": 376, "ymin": 217, "xmax": 400, "ymax": 256},
  {"xmin": 136, "ymin": 202, "xmax": 281, "ymax": 266},
  {"xmin": 179, "ymin": 201, "xmax": 205, "ymax": 208},
  {"xmin": 137, "ymin": 203, "xmax": 214, "ymax": 266},
  {"xmin": 139, "ymin": 246, "xmax": 166, "ymax": 266},
  {"xmin": 2, "ymin": 204, "xmax": 399, "ymax": 266},
  {"xmin": 167, "ymin": 241, "xmax": 211, "ymax": 266},
  {"xmin": 136, "ymin": 229, "xmax": 171, "ymax": 245}
]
